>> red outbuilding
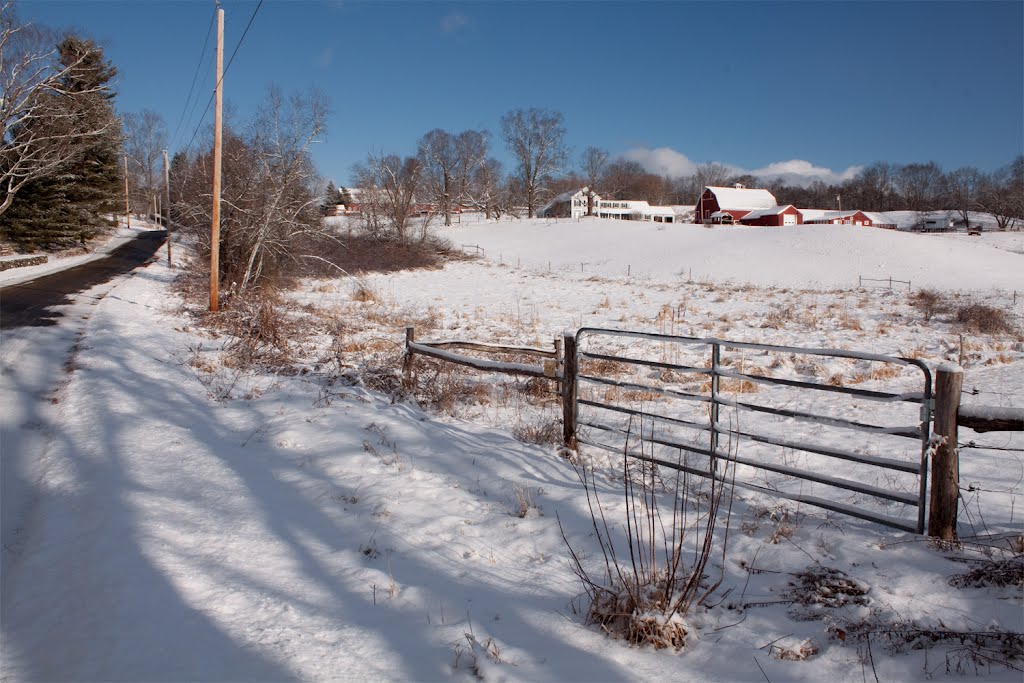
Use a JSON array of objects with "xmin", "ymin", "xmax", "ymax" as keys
[{"xmin": 739, "ymin": 204, "xmax": 803, "ymax": 226}]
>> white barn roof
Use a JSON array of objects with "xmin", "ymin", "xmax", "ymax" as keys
[
  {"xmin": 706, "ymin": 186, "xmax": 778, "ymax": 210},
  {"xmin": 740, "ymin": 205, "xmax": 798, "ymax": 220}
]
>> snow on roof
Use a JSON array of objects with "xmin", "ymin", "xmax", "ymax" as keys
[
  {"xmin": 799, "ymin": 208, "xmax": 828, "ymax": 221},
  {"xmin": 706, "ymin": 186, "xmax": 777, "ymax": 210},
  {"xmin": 539, "ymin": 187, "xmax": 597, "ymax": 214},
  {"xmin": 863, "ymin": 212, "xmax": 894, "ymax": 225},
  {"xmin": 740, "ymin": 205, "xmax": 798, "ymax": 220},
  {"xmin": 802, "ymin": 210, "xmax": 869, "ymax": 222}
]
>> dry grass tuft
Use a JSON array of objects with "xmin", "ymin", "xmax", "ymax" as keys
[
  {"xmin": 586, "ymin": 578, "xmax": 689, "ymax": 650},
  {"xmin": 512, "ymin": 419, "xmax": 562, "ymax": 445},
  {"xmin": 352, "ymin": 283, "xmax": 381, "ymax": 303},
  {"xmin": 509, "ymin": 482, "xmax": 542, "ymax": 517}
]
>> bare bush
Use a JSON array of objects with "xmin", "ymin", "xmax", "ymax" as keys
[
  {"xmin": 910, "ymin": 288, "xmax": 949, "ymax": 323},
  {"xmin": 561, "ymin": 418, "xmax": 735, "ymax": 650},
  {"xmin": 949, "ymin": 557, "xmax": 1023, "ymax": 589},
  {"xmin": 954, "ymin": 303, "xmax": 1015, "ymax": 335}
]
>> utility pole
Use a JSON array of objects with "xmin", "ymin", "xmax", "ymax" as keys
[
  {"xmin": 164, "ymin": 149, "xmax": 172, "ymax": 266},
  {"xmin": 210, "ymin": 6, "xmax": 224, "ymax": 312},
  {"xmin": 123, "ymin": 154, "xmax": 131, "ymax": 229}
]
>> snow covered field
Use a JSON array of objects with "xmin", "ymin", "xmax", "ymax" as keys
[{"xmin": 2, "ymin": 217, "xmax": 1022, "ymax": 681}]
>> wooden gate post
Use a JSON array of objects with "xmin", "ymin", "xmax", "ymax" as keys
[
  {"xmin": 928, "ymin": 364, "xmax": 963, "ymax": 540},
  {"xmin": 402, "ymin": 327, "xmax": 415, "ymax": 391},
  {"xmin": 562, "ymin": 332, "xmax": 578, "ymax": 449}
]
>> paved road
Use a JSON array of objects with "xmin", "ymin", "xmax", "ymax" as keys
[{"xmin": 0, "ymin": 230, "xmax": 166, "ymax": 330}]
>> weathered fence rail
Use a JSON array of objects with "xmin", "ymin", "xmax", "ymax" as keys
[{"xmin": 403, "ymin": 327, "xmax": 561, "ymax": 389}]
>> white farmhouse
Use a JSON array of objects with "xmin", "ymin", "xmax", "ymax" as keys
[{"xmin": 539, "ymin": 187, "xmax": 676, "ymax": 223}]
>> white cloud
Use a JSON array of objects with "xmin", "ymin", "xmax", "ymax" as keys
[
  {"xmin": 440, "ymin": 13, "xmax": 469, "ymax": 33},
  {"xmin": 622, "ymin": 147, "xmax": 862, "ymax": 187},
  {"xmin": 622, "ymin": 147, "xmax": 697, "ymax": 177},
  {"xmin": 750, "ymin": 159, "xmax": 863, "ymax": 186},
  {"xmin": 316, "ymin": 47, "xmax": 334, "ymax": 69}
]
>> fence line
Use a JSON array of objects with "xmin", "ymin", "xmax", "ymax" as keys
[
  {"xmin": 402, "ymin": 325, "xmax": 1021, "ymax": 538},
  {"xmin": 402, "ymin": 327, "xmax": 561, "ymax": 389},
  {"xmin": 859, "ymin": 275, "xmax": 911, "ymax": 290}
]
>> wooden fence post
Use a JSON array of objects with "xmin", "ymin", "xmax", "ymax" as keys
[
  {"xmin": 928, "ymin": 364, "xmax": 963, "ymax": 540},
  {"xmin": 402, "ymin": 326, "xmax": 415, "ymax": 391},
  {"xmin": 562, "ymin": 332, "xmax": 578, "ymax": 449},
  {"xmin": 553, "ymin": 336, "xmax": 563, "ymax": 394}
]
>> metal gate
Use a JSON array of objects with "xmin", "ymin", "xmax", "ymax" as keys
[{"xmin": 569, "ymin": 328, "xmax": 934, "ymax": 533}]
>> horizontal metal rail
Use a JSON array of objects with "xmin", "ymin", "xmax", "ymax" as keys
[
  {"xmin": 720, "ymin": 424, "xmax": 921, "ymax": 474},
  {"xmin": 580, "ymin": 370, "xmax": 921, "ymax": 438},
  {"xmin": 580, "ymin": 421, "xmax": 919, "ymax": 506},
  {"xmin": 714, "ymin": 366, "xmax": 925, "ymax": 404},
  {"xmin": 574, "ymin": 327, "xmax": 933, "ymax": 534},
  {"xmin": 577, "ymin": 327, "xmax": 932, "ymax": 374},
  {"xmin": 579, "ymin": 350, "xmax": 712, "ymax": 376},
  {"xmin": 581, "ymin": 351, "xmax": 925, "ymax": 405},
  {"xmin": 580, "ymin": 398, "xmax": 920, "ymax": 473},
  {"xmin": 577, "ymin": 435, "xmax": 918, "ymax": 533},
  {"xmin": 577, "ymin": 373, "xmax": 711, "ymax": 404},
  {"xmin": 578, "ymin": 398, "xmax": 711, "ymax": 432},
  {"xmin": 721, "ymin": 395, "xmax": 923, "ymax": 439}
]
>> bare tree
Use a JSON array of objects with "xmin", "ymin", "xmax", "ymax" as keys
[
  {"xmin": 500, "ymin": 107, "xmax": 568, "ymax": 218},
  {"xmin": 353, "ymin": 153, "xmax": 423, "ymax": 242},
  {"xmin": 978, "ymin": 160, "xmax": 1023, "ymax": 231},
  {"xmin": 946, "ymin": 166, "xmax": 982, "ymax": 228},
  {"xmin": 123, "ymin": 109, "xmax": 167, "ymax": 217},
  {"xmin": 894, "ymin": 161, "xmax": 946, "ymax": 213},
  {"xmin": 0, "ymin": 2, "xmax": 117, "ymax": 217},
  {"xmin": 171, "ymin": 86, "xmax": 331, "ymax": 292},
  {"xmin": 692, "ymin": 162, "xmax": 732, "ymax": 193},
  {"xmin": 416, "ymin": 129, "xmax": 457, "ymax": 226},
  {"xmin": 453, "ymin": 129, "xmax": 488, "ymax": 220},
  {"xmin": 464, "ymin": 157, "xmax": 505, "ymax": 219},
  {"xmin": 579, "ymin": 146, "xmax": 608, "ymax": 215}
]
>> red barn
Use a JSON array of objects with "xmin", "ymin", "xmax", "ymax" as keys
[
  {"xmin": 739, "ymin": 205, "xmax": 803, "ymax": 226},
  {"xmin": 697, "ymin": 186, "xmax": 779, "ymax": 224}
]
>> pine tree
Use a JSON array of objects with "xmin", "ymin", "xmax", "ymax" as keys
[
  {"xmin": 321, "ymin": 180, "xmax": 338, "ymax": 214},
  {"xmin": 0, "ymin": 35, "xmax": 122, "ymax": 250}
]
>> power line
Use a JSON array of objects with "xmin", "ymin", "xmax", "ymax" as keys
[
  {"xmin": 168, "ymin": 6, "xmax": 217, "ymax": 152},
  {"xmin": 223, "ymin": 0, "xmax": 263, "ymax": 79},
  {"xmin": 180, "ymin": 0, "xmax": 263, "ymax": 157}
]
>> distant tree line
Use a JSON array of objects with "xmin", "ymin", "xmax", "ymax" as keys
[
  {"xmin": 350, "ymin": 102, "xmax": 1022, "ymax": 240},
  {"xmin": 349, "ymin": 107, "xmax": 571, "ymax": 242},
  {"xmin": 556, "ymin": 156, "xmax": 1024, "ymax": 230}
]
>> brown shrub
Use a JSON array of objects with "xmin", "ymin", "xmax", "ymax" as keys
[
  {"xmin": 954, "ymin": 303, "xmax": 1015, "ymax": 335},
  {"xmin": 911, "ymin": 288, "xmax": 949, "ymax": 322}
]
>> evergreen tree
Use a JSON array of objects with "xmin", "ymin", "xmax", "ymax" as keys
[
  {"xmin": 0, "ymin": 35, "xmax": 122, "ymax": 250},
  {"xmin": 321, "ymin": 180, "xmax": 338, "ymax": 214}
]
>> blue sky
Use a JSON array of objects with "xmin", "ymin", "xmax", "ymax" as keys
[{"xmin": 17, "ymin": 0, "xmax": 1024, "ymax": 187}]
